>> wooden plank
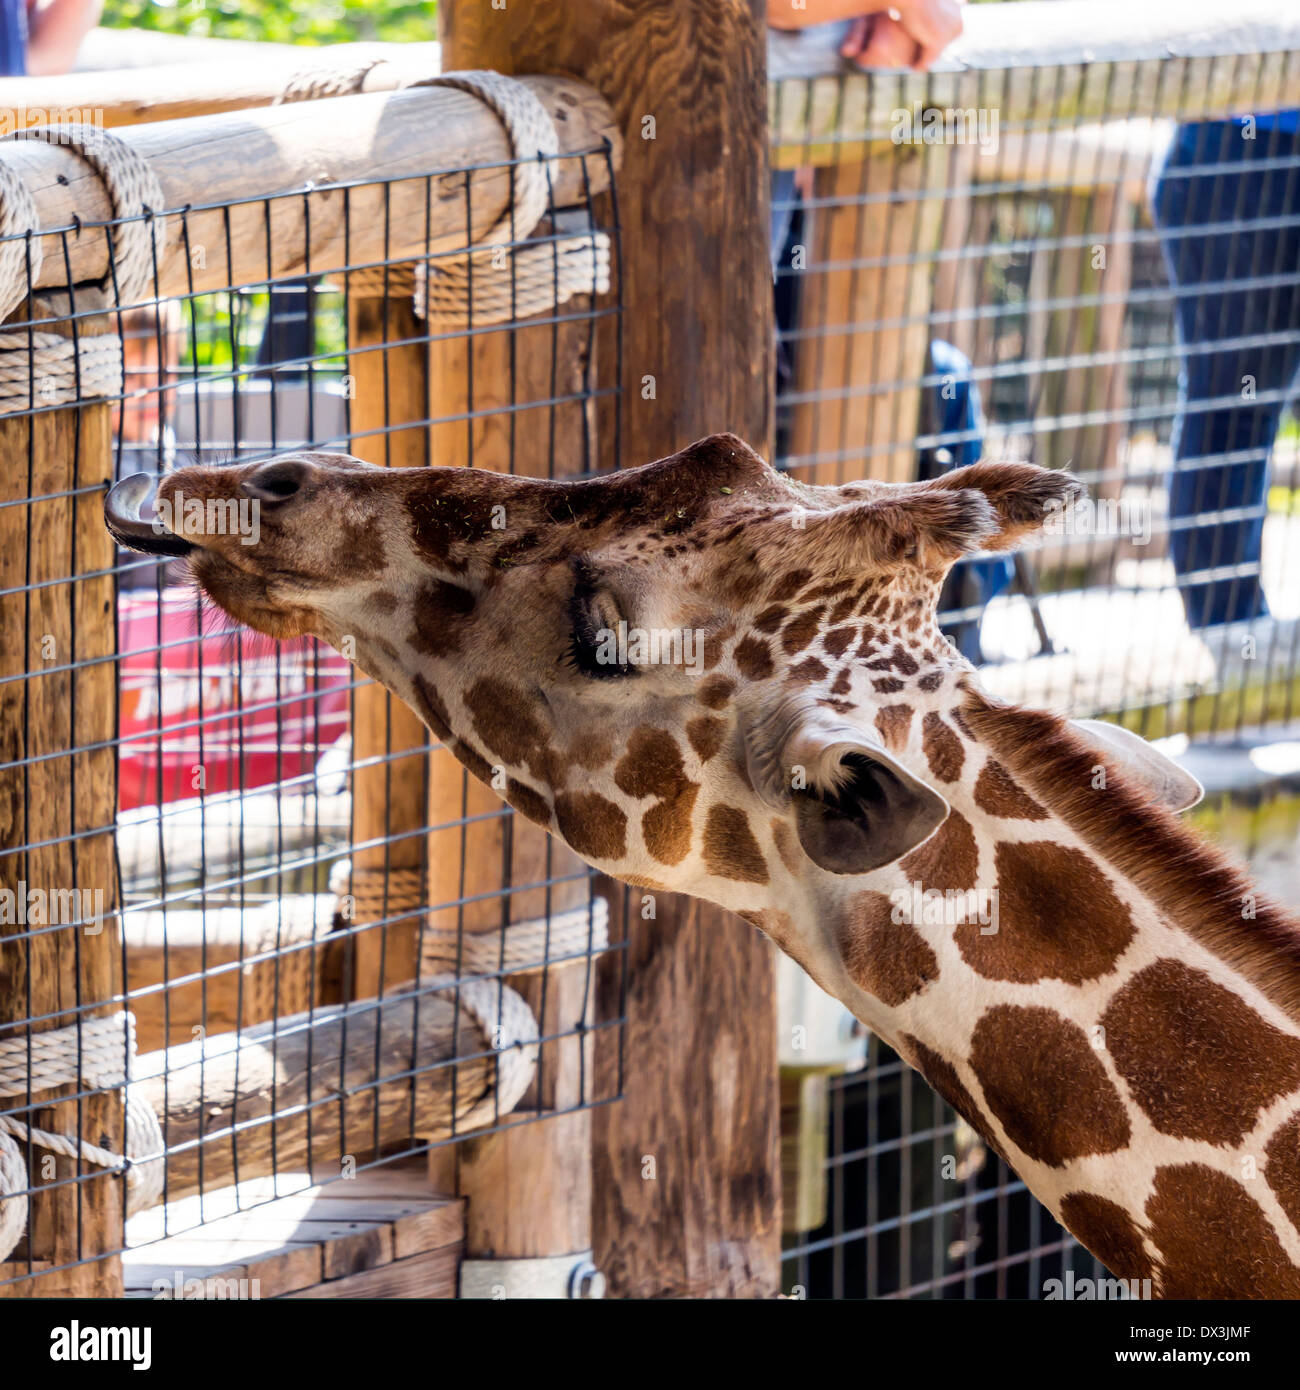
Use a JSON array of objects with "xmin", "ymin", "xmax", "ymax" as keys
[
  {"xmin": 123, "ymin": 1168, "xmax": 465, "ymax": 1296},
  {"xmin": 345, "ymin": 283, "xmax": 432, "ymax": 1001},
  {"xmin": 127, "ymin": 1170, "xmax": 462, "ymax": 1250},
  {"xmin": 422, "ymin": 16, "xmax": 610, "ymax": 1272},
  {"xmin": 125, "ymin": 1237, "xmax": 323, "ymax": 1298},
  {"xmin": 281, "ymin": 1243, "xmax": 461, "ymax": 1298},
  {"xmin": 440, "ymin": 0, "xmax": 782, "ymax": 1297},
  {"xmin": 0, "ymin": 77, "xmax": 620, "ymax": 303},
  {"xmin": 0, "ymin": 304, "xmax": 123, "ymax": 1297}
]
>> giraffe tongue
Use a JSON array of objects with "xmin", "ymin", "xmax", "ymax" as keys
[{"xmin": 104, "ymin": 472, "xmax": 194, "ymax": 558}]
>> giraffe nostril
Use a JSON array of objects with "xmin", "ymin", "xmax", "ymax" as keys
[{"xmin": 241, "ymin": 458, "xmax": 309, "ymax": 503}]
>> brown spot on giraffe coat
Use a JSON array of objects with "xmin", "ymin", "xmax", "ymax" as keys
[
  {"xmin": 702, "ymin": 805, "xmax": 769, "ymax": 884},
  {"xmin": 788, "ymin": 656, "xmax": 829, "ymax": 685},
  {"xmin": 921, "ymin": 712, "xmax": 964, "ymax": 782},
  {"xmin": 614, "ymin": 727, "xmax": 700, "ymax": 868},
  {"xmin": 1058, "ymin": 1192, "xmax": 1156, "ymax": 1285},
  {"xmin": 771, "ymin": 818, "xmax": 801, "ymax": 876},
  {"xmin": 900, "ymin": 1033, "xmax": 1008, "ymax": 1163},
  {"xmin": 1101, "ymin": 959, "xmax": 1300, "ymax": 1146},
  {"xmin": 837, "ymin": 891, "xmax": 939, "ymax": 1007},
  {"xmin": 768, "ymin": 568, "xmax": 811, "ymax": 602},
  {"xmin": 900, "ymin": 809, "xmax": 978, "ymax": 894},
  {"xmin": 733, "ymin": 635, "xmax": 774, "ymax": 680},
  {"xmin": 1146, "ymin": 1163, "xmax": 1300, "ymax": 1298},
  {"xmin": 1264, "ymin": 1110, "xmax": 1300, "ymax": 1236},
  {"xmin": 753, "ymin": 604, "xmax": 786, "ymax": 634},
  {"xmin": 408, "ymin": 579, "xmax": 477, "ymax": 658},
  {"xmin": 822, "ymin": 625, "xmax": 855, "ymax": 660},
  {"xmin": 642, "ymin": 785, "xmax": 700, "ymax": 866},
  {"xmin": 955, "ymin": 842, "xmax": 1134, "ymax": 985},
  {"xmin": 464, "ymin": 677, "xmax": 554, "ymax": 780},
  {"xmin": 410, "ymin": 673, "xmax": 452, "ymax": 741},
  {"xmin": 505, "ymin": 778, "xmax": 551, "ymax": 828},
  {"xmin": 698, "ymin": 676, "xmax": 733, "ymax": 709},
  {"xmin": 781, "ymin": 606, "xmax": 824, "ymax": 655},
  {"xmin": 614, "ymin": 727, "xmax": 689, "ymax": 800},
  {"xmin": 555, "ymin": 791, "xmax": 627, "ymax": 861},
  {"xmin": 969, "ymin": 1004, "xmax": 1130, "ymax": 1166},
  {"xmin": 974, "ymin": 758, "xmax": 1048, "ymax": 820},
  {"xmin": 875, "ymin": 704, "xmax": 914, "ymax": 751},
  {"xmin": 686, "ymin": 715, "xmax": 725, "ymax": 763}
]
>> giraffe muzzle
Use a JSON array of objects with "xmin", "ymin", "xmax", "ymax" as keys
[{"xmin": 104, "ymin": 472, "xmax": 195, "ymax": 558}]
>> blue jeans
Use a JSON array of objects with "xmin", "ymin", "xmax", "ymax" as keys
[{"xmin": 1152, "ymin": 117, "xmax": 1300, "ymax": 628}]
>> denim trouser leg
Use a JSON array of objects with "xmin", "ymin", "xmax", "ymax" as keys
[{"xmin": 1152, "ymin": 119, "xmax": 1300, "ymax": 628}]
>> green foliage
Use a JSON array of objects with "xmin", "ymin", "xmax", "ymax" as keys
[{"xmin": 99, "ymin": 0, "xmax": 436, "ymax": 47}]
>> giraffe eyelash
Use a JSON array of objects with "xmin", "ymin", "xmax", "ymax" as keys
[{"xmin": 566, "ymin": 557, "xmax": 635, "ymax": 680}]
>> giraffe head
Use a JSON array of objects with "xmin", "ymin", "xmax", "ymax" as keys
[{"xmin": 107, "ymin": 433, "xmax": 1114, "ymax": 986}]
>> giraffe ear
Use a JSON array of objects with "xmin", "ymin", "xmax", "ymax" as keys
[
  {"xmin": 925, "ymin": 461, "xmax": 1085, "ymax": 552},
  {"xmin": 1069, "ymin": 719, "xmax": 1204, "ymax": 813},
  {"xmin": 791, "ymin": 745, "xmax": 951, "ymax": 874},
  {"xmin": 743, "ymin": 699, "xmax": 950, "ymax": 874}
]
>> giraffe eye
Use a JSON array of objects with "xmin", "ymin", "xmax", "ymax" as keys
[{"xmin": 566, "ymin": 558, "xmax": 634, "ymax": 680}]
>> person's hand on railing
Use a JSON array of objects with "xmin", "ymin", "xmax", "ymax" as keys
[{"xmin": 767, "ymin": 0, "xmax": 963, "ymax": 72}]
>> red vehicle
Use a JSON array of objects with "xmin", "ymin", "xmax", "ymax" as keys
[{"xmin": 117, "ymin": 587, "xmax": 351, "ymax": 811}]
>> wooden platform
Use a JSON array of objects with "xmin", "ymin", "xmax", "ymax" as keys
[{"xmin": 123, "ymin": 1164, "xmax": 463, "ymax": 1299}]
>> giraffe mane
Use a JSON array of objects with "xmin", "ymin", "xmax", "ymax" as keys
[{"xmin": 960, "ymin": 685, "xmax": 1300, "ymax": 1025}]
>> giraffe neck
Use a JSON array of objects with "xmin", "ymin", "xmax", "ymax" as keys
[{"xmin": 807, "ymin": 685, "xmax": 1300, "ymax": 1298}]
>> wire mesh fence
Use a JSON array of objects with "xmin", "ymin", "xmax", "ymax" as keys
[
  {"xmin": 3, "ymin": 11, "xmax": 1300, "ymax": 1304},
  {"xmin": 772, "ymin": 34, "xmax": 1300, "ymax": 1300},
  {"xmin": 0, "ymin": 118, "xmax": 623, "ymax": 1293}
]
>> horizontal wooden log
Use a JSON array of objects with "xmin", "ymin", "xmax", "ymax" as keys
[
  {"xmin": 1, "ymin": 75, "xmax": 619, "ymax": 302},
  {"xmin": 132, "ymin": 978, "xmax": 535, "ymax": 1206},
  {"xmin": 2, "ymin": 42, "xmax": 443, "ymax": 127},
  {"xmin": 770, "ymin": 0, "xmax": 1300, "ymax": 166},
  {"xmin": 125, "ymin": 895, "xmax": 339, "ymax": 1051}
]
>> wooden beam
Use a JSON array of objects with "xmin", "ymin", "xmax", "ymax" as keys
[
  {"xmin": 0, "ymin": 299, "xmax": 123, "ymax": 1296},
  {"xmin": 345, "ymin": 277, "xmax": 432, "ymax": 1001},
  {"xmin": 0, "ymin": 77, "xmax": 618, "ymax": 302},
  {"xmin": 421, "ymin": 50, "xmax": 604, "ymax": 1268},
  {"xmin": 2, "ymin": 43, "xmax": 443, "ymax": 127},
  {"xmin": 442, "ymin": 0, "xmax": 782, "ymax": 1298}
]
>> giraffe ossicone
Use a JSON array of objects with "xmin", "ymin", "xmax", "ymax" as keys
[{"xmin": 105, "ymin": 432, "xmax": 1300, "ymax": 1299}]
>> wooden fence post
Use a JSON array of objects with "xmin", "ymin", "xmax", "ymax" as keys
[
  {"xmin": 0, "ymin": 297, "xmax": 123, "ymax": 1296},
  {"xmin": 345, "ymin": 272, "xmax": 431, "ymax": 1002},
  {"xmin": 442, "ymin": 0, "xmax": 782, "ymax": 1297}
]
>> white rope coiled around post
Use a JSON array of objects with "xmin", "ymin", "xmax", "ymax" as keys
[
  {"xmin": 0, "ymin": 1011, "xmax": 164, "ymax": 1263},
  {"xmin": 402, "ymin": 71, "xmax": 611, "ymax": 329},
  {"xmin": 0, "ymin": 158, "xmax": 41, "ymax": 325},
  {"xmin": 421, "ymin": 899, "xmax": 610, "ymax": 978},
  {"xmin": 8, "ymin": 123, "xmax": 167, "ymax": 307},
  {"xmin": 449, "ymin": 975, "xmax": 540, "ymax": 1133},
  {"xmin": 0, "ymin": 124, "xmax": 167, "ymax": 416}
]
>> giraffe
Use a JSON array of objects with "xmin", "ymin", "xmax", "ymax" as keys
[{"xmin": 105, "ymin": 432, "xmax": 1300, "ymax": 1299}]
